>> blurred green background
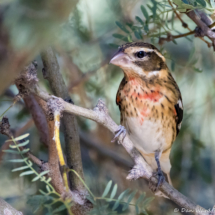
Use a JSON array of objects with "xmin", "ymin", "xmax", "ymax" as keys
[{"xmin": 0, "ymin": 0, "xmax": 215, "ymax": 214}]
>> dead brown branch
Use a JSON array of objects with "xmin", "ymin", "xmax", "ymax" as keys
[
  {"xmin": 41, "ymin": 47, "xmax": 85, "ymax": 190},
  {"xmin": 35, "ymin": 98, "xmax": 66, "ymax": 195},
  {"xmin": 41, "ymin": 48, "xmax": 91, "ymax": 214},
  {"xmin": 46, "ymin": 118, "xmax": 65, "ymax": 194},
  {"xmin": 18, "ymin": 93, "xmax": 49, "ymax": 147},
  {"xmin": 0, "ymin": 104, "xmax": 83, "ymax": 207}
]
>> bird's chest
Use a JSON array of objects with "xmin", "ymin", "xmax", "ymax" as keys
[
  {"xmin": 116, "ymin": 80, "xmax": 175, "ymax": 153},
  {"xmin": 124, "ymin": 117, "xmax": 165, "ymax": 154},
  {"xmin": 117, "ymin": 79, "xmax": 163, "ymax": 125}
]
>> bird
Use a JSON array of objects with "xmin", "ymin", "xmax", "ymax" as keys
[{"xmin": 109, "ymin": 42, "xmax": 183, "ymax": 193}]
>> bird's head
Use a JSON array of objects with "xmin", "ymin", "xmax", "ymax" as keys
[{"xmin": 110, "ymin": 42, "xmax": 167, "ymax": 77}]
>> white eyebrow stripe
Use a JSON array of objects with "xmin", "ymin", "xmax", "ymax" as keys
[
  {"xmin": 153, "ymin": 50, "xmax": 166, "ymax": 62},
  {"xmin": 138, "ymin": 48, "xmax": 166, "ymax": 62},
  {"xmin": 147, "ymin": 71, "xmax": 159, "ymax": 77},
  {"xmin": 141, "ymin": 47, "xmax": 154, "ymax": 52}
]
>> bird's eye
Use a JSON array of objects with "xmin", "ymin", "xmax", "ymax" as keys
[{"xmin": 136, "ymin": 51, "xmax": 146, "ymax": 58}]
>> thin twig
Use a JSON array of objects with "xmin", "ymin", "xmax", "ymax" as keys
[
  {"xmin": 209, "ymin": 22, "xmax": 215, "ymax": 29},
  {"xmin": 0, "ymin": 118, "xmax": 33, "ymax": 163},
  {"xmin": 0, "ymin": 117, "xmax": 43, "ymax": 167},
  {"xmin": 159, "ymin": 0, "xmax": 212, "ymax": 47},
  {"xmin": 169, "ymin": 0, "xmax": 211, "ymax": 47},
  {"xmin": 26, "ymin": 151, "xmax": 43, "ymax": 167},
  {"xmin": 186, "ymin": 10, "xmax": 215, "ymax": 49},
  {"xmin": 168, "ymin": 0, "xmax": 188, "ymax": 28}
]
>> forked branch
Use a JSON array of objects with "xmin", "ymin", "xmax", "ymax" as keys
[{"xmin": 31, "ymin": 84, "xmax": 211, "ymax": 215}]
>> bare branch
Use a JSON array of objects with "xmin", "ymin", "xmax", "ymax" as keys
[
  {"xmin": 159, "ymin": 32, "xmax": 193, "ymax": 45},
  {"xmin": 26, "ymin": 151, "xmax": 43, "ymax": 167},
  {"xmin": 41, "ymin": 48, "xmax": 92, "ymax": 214},
  {"xmin": 0, "ymin": 197, "xmax": 23, "ymax": 215},
  {"xmin": 41, "ymin": 47, "xmax": 86, "ymax": 190},
  {"xmin": 46, "ymin": 118, "xmax": 66, "ymax": 194},
  {"xmin": 47, "ymin": 97, "xmax": 70, "ymax": 192},
  {"xmin": 31, "ymin": 84, "xmax": 212, "ymax": 215},
  {"xmin": 159, "ymin": 2, "xmax": 212, "ymax": 47},
  {"xmin": 186, "ymin": 10, "xmax": 215, "ymax": 48},
  {"xmin": 17, "ymin": 92, "xmax": 49, "ymax": 147},
  {"xmin": 34, "ymin": 97, "xmax": 68, "ymax": 196}
]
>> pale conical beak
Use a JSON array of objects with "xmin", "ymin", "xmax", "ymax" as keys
[{"xmin": 110, "ymin": 52, "xmax": 130, "ymax": 67}]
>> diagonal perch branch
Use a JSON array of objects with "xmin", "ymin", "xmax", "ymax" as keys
[{"xmin": 32, "ymin": 84, "xmax": 212, "ymax": 215}]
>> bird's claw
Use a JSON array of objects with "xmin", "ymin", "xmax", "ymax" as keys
[
  {"xmin": 64, "ymin": 98, "xmax": 74, "ymax": 104},
  {"xmin": 111, "ymin": 125, "xmax": 126, "ymax": 143},
  {"xmin": 156, "ymin": 169, "xmax": 165, "ymax": 189},
  {"xmin": 150, "ymin": 169, "xmax": 165, "ymax": 192}
]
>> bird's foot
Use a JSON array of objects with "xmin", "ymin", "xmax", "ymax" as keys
[
  {"xmin": 149, "ymin": 169, "xmax": 165, "ymax": 192},
  {"xmin": 156, "ymin": 168, "xmax": 165, "ymax": 189},
  {"xmin": 111, "ymin": 125, "xmax": 126, "ymax": 143}
]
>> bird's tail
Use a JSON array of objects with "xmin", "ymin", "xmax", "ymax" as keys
[{"xmin": 167, "ymin": 173, "xmax": 172, "ymax": 186}]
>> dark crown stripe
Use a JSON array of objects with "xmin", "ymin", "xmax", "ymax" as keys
[{"xmin": 120, "ymin": 42, "xmax": 159, "ymax": 52}]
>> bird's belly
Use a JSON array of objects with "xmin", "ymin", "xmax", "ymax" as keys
[{"xmin": 125, "ymin": 117, "xmax": 166, "ymax": 154}]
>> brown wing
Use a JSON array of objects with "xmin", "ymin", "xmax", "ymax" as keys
[
  {"xmin": 116, "ymin": 77, "xmax": 128, "ymax": 125},
  {"xmin": 174, "ymin": 96, "xmax": 183, "ymax": 135},
  {"xmin": 116, "ymin": 77, "xmax": 127, "ymax": 107},
  {"xmin": 166, "ymin": 72, "xmax": 183, "ymax": 136}
]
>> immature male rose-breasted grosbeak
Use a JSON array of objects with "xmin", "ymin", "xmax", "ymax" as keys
[{"xmin": 110, "ymin": 42, "xmax": 183, "ymax": 190}]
